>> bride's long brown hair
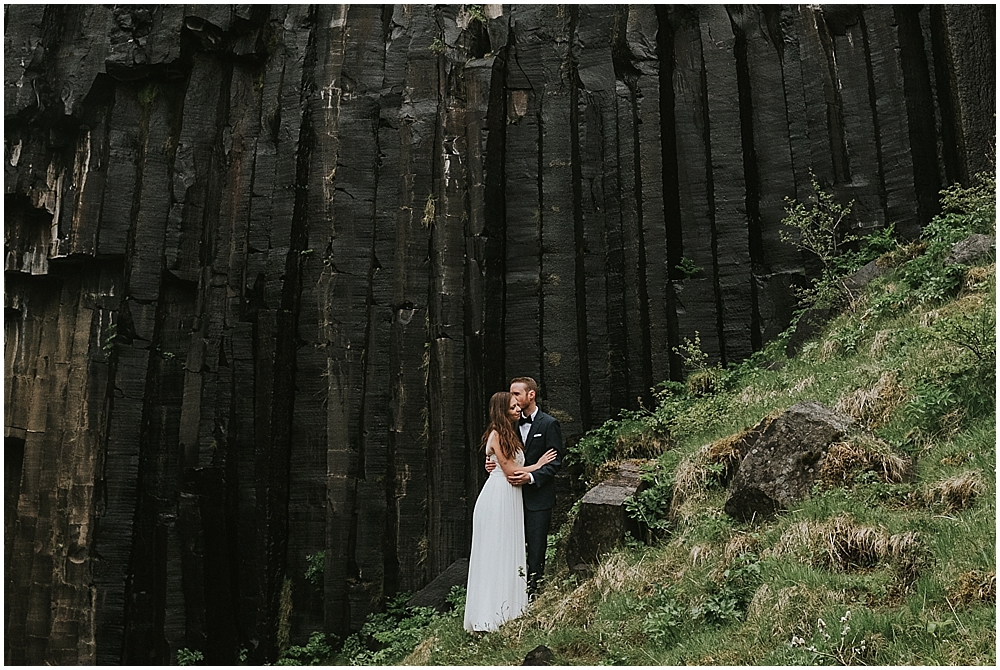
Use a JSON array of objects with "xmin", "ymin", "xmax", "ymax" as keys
[{"xmin": 481, "ymin": 391, "xmax": 521, "ymax": 462}]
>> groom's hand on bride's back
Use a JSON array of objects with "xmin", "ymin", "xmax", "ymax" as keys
[
  {"xmin": 485, "ymin": 457, "xmax": 496, "ymax": 473},
  {"xmin": 506, "ymin": 472, "xmax": 530, "ymax": 486}
]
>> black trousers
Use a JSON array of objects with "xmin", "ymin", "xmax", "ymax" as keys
[{"xmin": 524, "ymin": 506, "xmax": 553, "ymax": 594}]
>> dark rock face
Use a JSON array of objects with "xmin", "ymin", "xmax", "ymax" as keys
[
  {"xmin": 565, "ymin": 462, "xmax": 644, "ymax": 577},
  {"xmin": 724, "ymin": 402, "xmax": 854, "ymax": 521},
  {"xmin": 405, "ymin": 558, "xmax": 469, "ymax": 612},
  {"xmin": 3, "ymin": 4, "xmax": 994, "ymax": 665},
  {"xmin": 944, "ymin": 234, "xmax": 996, "ymax": 266}
]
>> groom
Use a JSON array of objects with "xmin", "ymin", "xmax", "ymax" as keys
[{"xmin": 488, "ymin": 376, "xmax": 564, "ymax": 596}]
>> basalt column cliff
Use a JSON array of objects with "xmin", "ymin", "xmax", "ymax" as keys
[{"xmin": 3, "ymin": 4, "xmax": 994, "ymax": 665}]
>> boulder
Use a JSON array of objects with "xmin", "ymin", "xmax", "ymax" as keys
[
  {"xmin": 944, "ymin": 234, "xmax": 995, "ymax": 266},
  {"xmin": 786, "ymin": 260, "xmax": 887, "ymax": 356},
  {"xmin": 522, "ymin": 645, "xmax": 555, "ymax": 665},
  {"xmin": 724, "ymin": 402, "xmax": 854, "ymax": 521},
  {"xmin": 565, "ymin": 462, "xmax": 643, "ymax": 577},
  {"xmin": 841, "ymin": 259, "xmax": 888, "ymax": 292},
  {"xmin": 405, "ymin": 558, "xmax": 469, "ymax": 611},
  {"xmin": 785, "ymin": 304, "xmax": 836, "ymax": 357}
]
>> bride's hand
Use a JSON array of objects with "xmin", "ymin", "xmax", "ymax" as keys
[{"xmin": 537, "ymin": 448, "xmax": 557, "ymax": 466}]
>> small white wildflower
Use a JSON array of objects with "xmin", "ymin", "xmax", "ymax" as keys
[
  {"xmin": 841, "ymin": 625, "xmax": 851, "ymax": 636},
  {"xmin": 840, "ymin": 610, "xmax": 851, "ymax": 623},
  {"xmin": 817, "ymin": 617, "xmax": 827, "ymax": 629}
]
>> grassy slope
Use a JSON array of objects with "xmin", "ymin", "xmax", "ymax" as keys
[{"xmin": 317, "ymin": 180, "xmax": 995, "ymax": 667}]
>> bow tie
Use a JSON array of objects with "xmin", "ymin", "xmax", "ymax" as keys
[{"xmin": 519, "ymin": 416, "xmax": 533, "ymax": 425}]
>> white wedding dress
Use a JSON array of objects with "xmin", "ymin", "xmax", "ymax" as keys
[{"xmin": 463, "ymin": 448, "xmax": 528, "ymax": 632}]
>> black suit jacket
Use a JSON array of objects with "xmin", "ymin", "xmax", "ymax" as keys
[{"xmin": 521, "ymin": 410, "xmax": 564, "ymax": 511}]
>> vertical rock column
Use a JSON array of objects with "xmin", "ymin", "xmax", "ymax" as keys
[
  {"xmin": 4, "ymin": 267, "xmax": 116, "ymax": 665},
  {"xmin": 572, "ymin": 5, "xmax": 615, "ymax": 422},
  {"xmin": 930, "ymin": 4, "xmax": 996, "ymax": 182},
  {"xmin": 459, "ymin": 14, "xmax": 499, "ymax": 532},
  {"xmin": 427, "ymin": 5, "xmax": 477, "ymax": 579},
  {"xmin": 537, "ymin": 4, "xmax": 583, "ymax": 433},
  {"xmin": 699, "ymin": 5, "xmax": 754, "ymax": 366},
  {"xmin": 387, "ymin": 4, "xmax": 435, "ymax": 596},
  {"xmin": 213, "ymin": 19, "xmax": 267, "ymax": 661},
  {"xmin": 290, "ymin": 2, "xmax": 349, "ymax": 649},
  {"xmin": 502, "ymin": 5, "xmax": 545, "ymax": 385},
  {"xmin": 624, "ymin": 5, "xmax": 671, "ymax": 389},
  {"xmin": 320, "ymin": 3, "xmax": 385, "ymax": 634},
  {"xmin": 663, "ymin": 7, "xmax": 723, "ymax": 363},
  {"xmin": 729, "ymin": 6, "xmax": 802, "ymax": 343}
]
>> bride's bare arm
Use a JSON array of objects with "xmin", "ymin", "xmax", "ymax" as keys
[
  {"xmin": 487, "ymin": 431, "xmax": 524, "ymax": 478},
  {"xmin": 518, "ymin": 448, "xmax": 558, "ymax": 473}
]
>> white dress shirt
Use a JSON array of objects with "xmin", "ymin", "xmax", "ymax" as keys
[{"xmin": 520, "ymin": 407, "xmax": 539, "ymax": 484}]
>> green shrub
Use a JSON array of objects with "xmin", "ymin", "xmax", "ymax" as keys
[
  {"xmin": 445, "ymin": 584, "xmax": 466, "ymax": 610},
  {"xmin": 568, "ymin": 408, "xmax": 669, "ymax": 472},
  {"xmin": 335, "ymin": 591, "xmax": 454, "ymax": 666},
  {"xmin": 304, "ymin": 551, "xmax": 324, "ymax": 587},
  {"xmin": 429, "ymin": 36, "xmax": 447, "ymax": 55},
  {"xmin": 642, "ymin": 587, "xmax": 685, "ymax": 645},
  {"xmin": 780, "ymin": 174, "xmax": 868, "ymax": 308},
  {"xmin": 176, "ymin": 648, "xmax": 204, "ymax": 666},
  {"xmin": 780, "ymin": 174, "xmax": 857, "ymax": 268},
  {"xmin": 466, "ymin": 4, "xmax": 488, "ymax": 25},
  {"xmin": 675, "ymin": 256, "xmax": 704, "ymax": 279},
  {"xmin": 939, "ymin": 172, "xmax": 996, "ymax": 233},
  {"xmin": 931, "ymin": 304, "xmax": 996, "ymax": 366},
  {"xmin": 275, "ymin": 632, "xmax": 333, "ymax": 666},
  {"xmin": 624, "ymin": 456, "xmax": 679, "ymax": 537}
]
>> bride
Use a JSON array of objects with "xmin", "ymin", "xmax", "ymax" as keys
[{"xmin": 464, "ymin": 391, "xmax": 557, "ymax": 633}]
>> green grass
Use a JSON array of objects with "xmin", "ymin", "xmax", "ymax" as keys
[{"xmin": 325, "ymin": 177, "xmax": 996, "ymax": 665}]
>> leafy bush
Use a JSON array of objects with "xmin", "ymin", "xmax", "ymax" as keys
[
  {"xmin": 675, "ymin": 256, "xmax": 704, "ymax": 279},
  {"xmin": 624, "ymin": 456, "xmax": 679, "ymax": 537},
  {"xmin": 780, "ymin": 174, "xmax": 868, "ymax": 308},
  {"xmin": 275, "ymin": 632, "xmax": 333, "ymax": 666},
  {"xmin": 568, "ymin": 408, "xmax": 669, "ymax": 472},
  {"xmin": 304, "ymin": 551, "xmax": 325, "ymax": 587},
  {"xmin": 336, "ymin": 591, "xmax": 453, "ymax": 665},
  {"xmin": 642, "ymin": 586, "xmax": 685, "ymax": 645},
  {"xmin": 780, "ymin": 174, "xmax": 857, "ymax": 268},
  {"xmin": 860, "ymin": 222, "xmax": 900, "ymax": 259},
  {"xmin": 891, "ymin": 173, "xmax": 995, "ymax": 306},
  {"xmin": 445, "ymin": 584, "xmax": 466, "ymax": 611},
  {"xmin": 429, "ymin": 36, "xmax": 447, "ymax": 55},
  {"xmin": 938, "ymin": 171, "xmax": 996, "ymax": 233},
  {"xmin": 176, "ymin": 648, "xmax": 204, "ymax": 666},
  {"xmin": 692, "ymin": 591, "xmax": 740, "ymax": 625},
  {"xmin": 465, "ymin": 4, "xmax": 488, "ymax": 25},
  {"xmin": 720, "ymin": 552, "xmax": 763, "ymax": 608},
  {"xmin": 931, "ymin": 304, "xmax": 996, "ymax": 365}
]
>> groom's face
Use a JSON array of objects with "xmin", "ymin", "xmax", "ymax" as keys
[{"xmin": 509, "ymin": 382, "xmax": 535, "ymax": 415}]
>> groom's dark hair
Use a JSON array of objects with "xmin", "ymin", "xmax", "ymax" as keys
[{"xmin": 510, "ymin": 376, "xmax": 538, "ymax": 394}]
